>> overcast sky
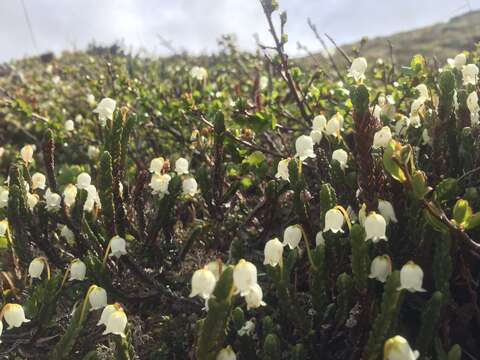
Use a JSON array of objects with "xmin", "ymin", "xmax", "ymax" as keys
[{"xmin": 1, "ymin": 0, "xmax": 479, "ymax": 63}]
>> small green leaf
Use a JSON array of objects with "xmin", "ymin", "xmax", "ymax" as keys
[
  {"xmin": 383, "ymin": 141, "xmax": 406, "ymax": 183},
  {"xmin": 453, "ymin": 199, "xmax": 472, "ymax": 225},
  {"xmin": 411, "ymin": 170, "xmax": 431, "ymax": 199},
  {"xmin": 464, "ymin": 212, "xmax": 480, "ymax": 230}
]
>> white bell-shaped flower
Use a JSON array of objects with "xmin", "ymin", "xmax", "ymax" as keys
[
  {"xmin": 149, "ymin": 173, "xmax": 171, "ymax": 195},
  {"xmin": 189, "ymin": 267, "xmax": 217, "ymax": 299},
  {"xmin": 283, "ymin": 225, "xmax": 302, "ymax": 250},
  {"xmin": 93, "ymin": 98, "xmax": 116, "ymax": 126},
  {"xmin": 323, "ymin": 208, "xmax": 345, "ymax": 233},
  {"xmin": 0, "ymin": 220, "xmax": 8, "ymax": 237},
  {"xmin": 378, "ymin": 200, "xmax": 398, "ymax": 224},
  {"xmin": 88, "ymin": 286, "xmax": 108, "ymax": 310},
  {"xmin": 415, "ymin": 84, "xmax": 430, "ymax": 101},
  {"xmin": 312, "ymin": 115, "xmax": 327, "ymax": 132},
  {"xmin": 244, "ymin": 283, "xmax": 266, "ymax": 310},
  {"xmin": 315, "ymin": 231, "xmax": 325, "ymax": 247},
  {"xmin": 384, "ymin": 335, "xmax": 420, "ymax": 360},
  {"xmin": 190, "ymin": 66, "xmax": 208, "ymax": 81},
  {"xmin": 65, "ymin": 119, "xmax": 75, "ymax": 132},
  {"xmin": 332, "ymin": 149, "xmax": 348, "ymax": 170},
  {"xmin": 103, "ymin": 308, "xmax": 127, "ymax": 337},
  {"xmin": 63, "ymin": 184, "xmax": 78, "ymax": 207},
  {"xmin": 275, "ymin": 159, "xmax": 290, "ymax": 181},
  {"xmin": 87, "ymin": 94, "xmax": 96, "ymax": 106},
  {"xmin": 28, "ymin": 257, "xmax": 45, "ymax": 279},
  {"xmin": 175, "ymin": 157, "xmax": 189, "ymax": 175},
  {"xmin": 217, "ymin": 345, "xmax": 237, "ymax": 360},
  {"xmin": 21, "ymin": 145, "xmax": 34, "ymax": 164},
  {"xmin": 369, "ymin": 255, "xmax": 392, "ymax": 283},
  {"xmin": 0, "ymin": 189, "xmax": 9, "ymax": 208},
  {"xmin": 69, "ymin": 259, "xmax": 86, "ymax": 281},
  {"xmin": 233, "ymin": 259, "xmax": 258, "ymax": 296},
  {"xmin": 263, "ymin": 238, "xmax": 283, "ymax": 266},
  {"xmin": 97, "ymin": 304, "xmax": 117, "ymax": 326},
  {"xmin": 182, "ymin": 178, "xmax": 198, "ymax": 196},
  {"xmin": 364, "ymin": 212, "xmax": 387, "ymax": 242},
  {"xmin": 237, "ymin": 320, "xmax": 255, "ymax": 337},
  {"xmin": 467, "ymin": 91, "xmax": 479, "ymax": 125},
  {"xmin": 447, "ymin": 53, "xmax": 466, "ymax": 70},
  {"xmin": 76, "ymin": 172, "xmax": 91, "ymax": 190},
  {"xmin": 84, "ymin": 184, "xmax": 100, "ymax": 212},
  {"xmin": 87, "ymin": 145, "xmax": 100, "ymax": 160},
  {"xmin": 295, "ymin": 135, "xmax": 316, "ymax": 160},
  {"xmin": 31, "ymin": 172, "xmax": 46, "ymax": 190},
  {"xmin": 373, "ymin": 126, "xmax": 392, "ymax": 149},
  {"xmin": 149, "ymin": 157, "xmax": 165, "ymax": 173},
  {"xmin": 109, "ymin": 235, "xmax": 127, "ymax": 258},
  {"xmin": 2, "ymin": 303, "xmax": 30, "ymax": 329},
  {"xmin": 60, "ymin": 225, "xmax": 75, "ymax": 243},
  {"xmin": 325, "ymin": 113, "xmax": 342, "ymax": 136},
  {"xmin": 347, "ymin": 57, "xmax": 367, "ymax": 82},
  {"xmin": 27, "ymin": 193, "xmax": 39, "ymax": 211},
  {"xmin": 462, "ymin": 63, "xmax": 479, "ymax": 86},
  {"xmin": 310, "ymin": 129, "xmax": 323, "ymax": 144},
  {"xmin": 398, "ymin": 261, "xmax": 426, "ymax": 293}
]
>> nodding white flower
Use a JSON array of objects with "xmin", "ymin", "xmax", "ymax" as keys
[
  {"xmin": 63, "ymin": 184, "xmax": 78, "ymax": 207},
  {"xmin": 69, "ymin": 259, "xmax": 86, "ymax": 281},
  {"xmin": 310, "ymin": 129, "xmax": 323, "ymax": 144},
  {"xmin": 332, "ymin": 149, "xmax": 348, "ymax": 170},
  {"xmin": 315, "ymin": 231, "xmax": 325, "ymax": 247},
  {"xmin": 84, "ymin": 184, "xmax": 100, "ymax": 212},
  {"xmin": 190, "ymin": 66, "xmax": 208, "ymax": 81},
  {"xmin": 26, "ymin": 193, "xmax": 39, "ymax": 211},
  {"xmin": 325, "ymin": 113, "xmax": 343, "ymax": 136},
  {"xmin": 103, "ymin": 308, "xmax": 128, "ymax": 337},
  {"xmin": 395, "ymin": 115, "xmax": 410, "ymax": 136},
  {"xmin": 64, "ymin": 119, "xmax": 75, "ymax": 132},
  {"xmin": 364, "ymin": 212, "xmax": 387, "ymax": 242},
  {"xmin": 415, "ymin": 84, "xmax": 430, "ymax": 101},
  {"xmin": 467, "ymin": 91, "xmax": 479, "ymax": 125},
  {"xmin": 97, "ymin": 304, "xmax": 117, "ymax": 327},
  {"xmin": 182, "ymin": 178, "xmax": 198, "ymax": 196},
  {"xmin": 264, "ymin": 238, "xmax": 284, "ymax": 266},
  {"xmin": 462, "ymin": 63, "xmax": 479, "ymax": 86},
  {"xmin": 93, "ymin": 98, "xmax": 116, "ymax": 126},
  {"xmin": 312, "ymin": 115, "xmax": 327, "ymax": 132},
  {"xmin": 60, "ymin": 225, "xmax": 75, "ymax": 243},
  {"xmin": 0, "ymin": 220, "xmax": 8, "ymax": 237},
  {"xmin": 447, "ymin": 53, "xmax": 466, "ymax": 70},
  {"xmin": 87, "ymin": 145, "xmax": 100, "ymax": 160},
  {"xmin": 149, "ymin": 173, "xmax": 171, "ymax": 195},
  {"xmin": 323, "ymin": 208, "xmax": 345, "ymax": 233},
  {"xmin": 283, "ymin": 225, "xmax": 302, "ymax": 250},
  {"xmin": 87, "ymin": 94, "xmax": 96, "ymax": 106},
  {"xmin": 45, "ymin": 188, "xmax": 61, "ymax": 212},
  {"xmin": 0, "ymin": 189, "xmax": 8, "ymax": 208},
  {"xmin": 109, "ymin": 236, "xmax": 127, "ymax": 258},
  {"xmin": 217, "ymin": 345, "xmax": 237, "ymax": 360},
  {"xmin": 244, "ymin": 283, "xmax": 266, "ymax": 310},
  {"xmin": 275, "ymin": 158, "xmax": 290, "ymax": 181},
  {"xmin": 369, "ymin": 255, "xmax": 392, "ymax": 283},
  {"xmin": 378, "ymin": 200, "xmax": 398, "ymax": 224},
  {"xmin": 175, "ymin": 157, "xmax": 189, "ymax": 175},
  {"xmin": 21, "ymin": 145, "xmax": 34, "ymax": 164},
  {"xmin": 149, "ymin": 157, "xmax": 165, "ymax": 173},
  {"xmin": 233, "ymin": 259, "xmax": 258, "ymax": 296},
  {"xmin": 2, "ymin": 304, "xmax": 30, "ymax": 329},
  {"xmin": 384, "ymin": 335, "xmax": 420, "ymax": 360},
  {"xmin": 295, "ymin": 135, "xmax": 316, "ymax": 160},
  {"xmin": 398, "ymin": 261, "xmax": 426, "ymax": 293},
  {"xmin": 31, "ymin": 172, "xmax": 46, "ymax": 190},
  {"xmin": 189, "ymin": 267, "xmax": 217, "ymax": 299},
  {"xmin": 76, "ymin": 172, "xmax": 91, "ymax": 190},
  {"xmin": 28, "ymin": 257, "xmax": 45, "ymax": 279},
  {"xmin": 52, "ymin": 75, "xmax": 61, "ymax": 84},
  {"xmin": 421, "ymin": 128, "xmax": 432, "ymax": 146},
  {"xmin": 237, "ymin": 320, "xmax": 256, "ymax": 337},
  {"xmin": 206, "ymin": 260, "xmax": 224, "ymax": 281},
  {"xmin": 88, "ymin": 286, "xmax": 108, "ymax": 310},
  {"xmin": 373, "ymin": 126, "xmax": 392, "ymax": 149},
  {"xmin": 347, "ymin": 57, "xmax": 368, "ymax": 82}
]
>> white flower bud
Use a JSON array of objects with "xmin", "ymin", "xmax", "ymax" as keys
[
  {"xmin": 364, "ymin": 212, "xmax": 387, "ymax": 242},
  {"xmin": 373, "ymin": 126, "xmax": 392, "ymax": 149},
  {"xmin": 325, "ymin": 114, "xmax": 342, "ymax": 136},
  {"xmin": 28, "ymin": 257, "xmax": 45, "ymax": 279},
  {"xmin": 275, "ymin": 159, "xmax": 290, "ymax": 181},
  {"xmin": 84, "ymin": 184, "xmax": 100, "ymax": 212},
  {"xmin": 76, "ymin": 172, "xmax": 91, "ymax": 190},
  {"xmin": 175, "ymin": 157, "xmax": 189, "ymax": 175},
  {"xmin": 190, "ymin": 66, "xmax": 208, "ymax": 81},
  {"xmin": 65, "ymin": 119, "xmax": 75, "ymax": 132},
  {"xmin": 295, "ymin": 135, "xmax": 316, "ymax": 160},
  {"xmin": 0, "ymin": 220, "xmax": 8, "ymax": 237},
  {"xmin": 103, "ymin": 309, "xmax": 128, "ymax": 337},
  {"xmin": 87, "ymin": 94, "xmax": 96, "ymax": 106},
  {"xmin": 149, "ymin": 157, "xmax": 165, "ymax": 173},
  {"xmin": 263, "ymin": 238, "xmax": 283, "ymax": 266},
  {"xmin": 310, "ymin": 129, "xmax": 323, "ymax": 144},
  {"xmin": 378, "ymin": 200, "xmax": 397, "ymax": 224},
  {"xmin": 87, "ymin": 145, "xmax": 100, "ymax": 160},
  {"xmin": 190, "ymin": 267, "xmax": 217, "ymax": 299},
  {"xmin": 93, "ymin": 98, "xmax": 116, "ymax": 126},
  {"xmin": 369, "ymin": 255, "xmax": 392, "ymax": 283},
  {"xmin": 447, "ymin": 53, "xmax": 466, "ymax": 70},
  {"xmin": 260, "ymin": 76, "xmax": 268, "ymax": 90},
  {"xmin": 398, "ymin": 261, "xmax": 426, "ymax": 293},
  {"xmin": 63, "ymin": 184, "xmax": 78, "ymax": 207},
  {"xmin": 149, "ymin": 173, "xmax": 171, "ymax": 195},
  {"xmin": 244, "ymin": 283, "xmax": 266, "ymax": 310},
  {"xmin": 312, "ymin": 115, "xmax": 327, "ymax": 132},
  {"xmin": 332, "ymin": 149, "xmax": 348, "ymax": 170},
  {"xmin": 348, "ymin": 57, "xmax": 367, "ymax": 82},
  {"xmin": 45, "ymin": 189, "xmax": 61, "ymax": 212},
  {"xmin": 2, "ymin": 303, "xmax": 30, "ymax": 329},
  {"xmin": 283, "ymin": 225, "xmax": 302, "ymax": 249},
  {"xmin": 69, "ymin": 259, "xmax": 86, "ymax": 281},
  {"xmin": 237, "ymin": 320, "xmax": 255, "ymax": 336},
  {"xmin": 88, "ymin": 286, "xmax": 108, "ymax": 310},
  {"xmin": 462, "ymin": 63, "xmax": 479, "ymax": 86},
  {"xmin": 421, "ymin": 128, "xmax": 432, "ymax": 146},
  {"xmin": 384, "ymin": 335, "xmax": 420, "ymax": 360},
  {"xmin": 27, "ymin": 193, "xmax": 39, "ymax": 211},
  {"xmin": 109, "ymin": 236, "xmax": 127, "ymax": 258},
  {"xmin": 60, "ymin": 225, "xmax": 75, "ymax": 243},
  {"xmin": 0, "ymin": 189, "xmax": 8, "ymax": 208},
  {"xmin": 182, "ymin": 178, "xmax": 198, "ymax": 196},
  {"xmin": 31, "ymin": 172, "xmax": 46, "ymax": 190},
  {"xmin": 21, "ymin": 145, "xmax": 34, "ymax": 164},
  {"xmin": 217, "ymin": 345, "xmax": 237, "ymax": 360},
  {"xmin": 233, "ymin": 259, "xmax": 257, "ymax": 296},
  {"xmin": 323, "ymin": 208, "xmax": 345, "ymax": 233}
]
